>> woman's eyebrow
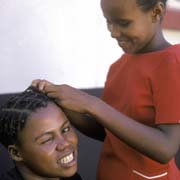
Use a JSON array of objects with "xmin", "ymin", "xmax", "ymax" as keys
[
  {"xmin": 61, "ymin": 120, "xmax": 70, "ymax": 127},
  {"xmin": 34, "ymin": 120, "xmax": 70, "ymax": 141}
]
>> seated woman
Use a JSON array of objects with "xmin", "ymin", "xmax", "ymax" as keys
[{"xmin": 0, "ymin": 86, "xmax": 82, "ymax": 180}]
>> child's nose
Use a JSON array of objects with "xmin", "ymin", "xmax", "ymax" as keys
[{"xmin": 108, "ymin": 23, "xmax": 121, "ymax": 38}]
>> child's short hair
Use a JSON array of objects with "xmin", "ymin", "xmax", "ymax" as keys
[
  {"xmin": 0, "ymin": 86, "xmax": 53, "ymax": 148},
  {"xmin": 137, "ymin": 0, "xmax": 167, "ymax": 11}
]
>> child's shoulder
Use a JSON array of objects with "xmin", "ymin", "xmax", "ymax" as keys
[
  {"xmin": 160, "ymin": 44, "xmax": 180, "ymax": 64},
  {"xmin": 164, "ymin": 44, "xmax": 180, "ymax": 55}
]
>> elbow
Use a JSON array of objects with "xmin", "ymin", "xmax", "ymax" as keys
[
  {"xmin": 154, "ymin": 154, "xmax": 173, "ymax": 164},
  {"xmin": 154, "ymin": 147, "xmax": 177, "ymax": 164},
  {"xmin": 158, "ymin": 156, "xmax": 172, "ymax": 164}
]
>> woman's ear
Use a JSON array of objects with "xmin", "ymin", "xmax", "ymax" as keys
[
  {"xmin": 8, "ymin": 145, "xmax": 23, "ymax": 162},
  {"xmin": 151, "ymin": 1, "xmax": 166, "ymax": 22}
]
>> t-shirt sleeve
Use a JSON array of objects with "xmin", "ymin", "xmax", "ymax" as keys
[{"xmin": 152, "ymin": 55, "xmax": 180, "ymax": 124}]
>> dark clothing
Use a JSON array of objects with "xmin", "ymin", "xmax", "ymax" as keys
[
  {"xmin": 61, "ymin": 173, "xmax": 82, "ymax": 180},
  {"xmin": 0, "ymin": 168, "xmax": 23, "ymax": 180},
  {"xmin": 0, "ymin": 168, "xmax": 82, "ymax": 180}
]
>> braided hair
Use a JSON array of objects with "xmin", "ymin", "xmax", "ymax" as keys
[
  {"xmin": 137, "ymin": 0, "xmax": 168, "ymax": 11},
  {"xmin": 0, "ymin": 86, "xmax": 53, "ymax": 148}
]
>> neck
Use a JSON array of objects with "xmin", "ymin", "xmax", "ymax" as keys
[
  {"xmin": 150, "ymin": 31, "xmax": 171, "ymax": 51},
  {"xmin": 138, "ymin": 29, "xmax": 171, "ymax": 54}
]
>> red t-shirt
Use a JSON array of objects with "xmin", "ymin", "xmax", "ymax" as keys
[{"xmin": 97, "ymin": 44, "xmax": 180, "ymax": 180}]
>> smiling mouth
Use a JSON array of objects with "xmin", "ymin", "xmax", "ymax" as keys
[
  {"xmin": 118, "ymin": 40, "xmax": 128, "ymax": 46},
  {"xmin": 60, "ymin": 153, "xmax": 74, "ymax": 164},
  {"xmin": 58, "ymin": 152, "xmax": 76, "ymax": 167}
]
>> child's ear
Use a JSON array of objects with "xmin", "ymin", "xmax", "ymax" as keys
[
  {"xmin": 151, "ymin": 1, "xmax": 166, "ymax": 22},
  {"xmin": 8, "ymin": 145, "xmax": 23, "ymax": 162}
]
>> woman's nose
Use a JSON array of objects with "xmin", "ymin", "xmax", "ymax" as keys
[{"xmin": 56, "ymin": 137, "xmax": 70, "ymax": 151}]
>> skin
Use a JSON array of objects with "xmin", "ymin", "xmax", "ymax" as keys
[
  {"xmin": 9, "ymin": 103, "xmax": 78, "ymax": 180},
  {"xmin": 31, "ymin": 0, "xmax": 180, "ymax": 164},
  {"xmin": 101, "ymin": 0, "xmax": 170, "ymax": 54}
]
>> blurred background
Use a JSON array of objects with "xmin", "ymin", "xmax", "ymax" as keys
[{"xmin": 0, "ymin": 0, "xmax": 179, "ymax": 180}]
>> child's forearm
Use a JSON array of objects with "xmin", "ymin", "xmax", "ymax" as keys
[{"xmin": 63, "ymin": 108, "xmax": 106, "ymax": 141}]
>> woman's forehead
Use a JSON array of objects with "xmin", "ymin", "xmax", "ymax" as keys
[{"xmin": 20, "ymin": 104, "xmax": 68, "ymax": 137}]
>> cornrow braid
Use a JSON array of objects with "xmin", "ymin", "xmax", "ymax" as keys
[{"xmin": 0, "ymin": 86, "xmax": 53, "ymax": 148}]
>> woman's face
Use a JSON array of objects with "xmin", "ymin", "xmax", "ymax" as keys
[{"xmin": 17, "ymin": 103, "xmax": 78, "ymax": 179}]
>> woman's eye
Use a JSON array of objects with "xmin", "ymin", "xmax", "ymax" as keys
[
  {"xmin": 41, "ymin": 137, "xmax": 53, "ymax": 144},
  {"xmin": 62, "ymin": 126, "xmax": 70, "ymax": 133}
]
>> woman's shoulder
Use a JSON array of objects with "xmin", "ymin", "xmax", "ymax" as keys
[{"xmin": 0, "ymin": 168, "xmax": 23, "ymax": 180}]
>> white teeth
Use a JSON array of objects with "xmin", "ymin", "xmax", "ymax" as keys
[{"xmin": 60, "ymin": 153, "xmax": 74, "ymax": 164}]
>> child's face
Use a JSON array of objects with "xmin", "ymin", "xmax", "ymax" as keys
[
  {"xmin": 17, "ymin": 103, "xmax": 78, "ymax": 179},
  {"xmin": 101, "ymin": 0, "xmax": 161, "ymax": 54}
]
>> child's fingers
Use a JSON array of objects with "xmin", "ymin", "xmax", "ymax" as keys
[
  {"xmin": 46, "ymin": 91, "xmax": 61, "ymax": 99},
  {"xmin": 31, "ymin": 79, "xmax": 41, "ymax": 87},
  {"xmin": 43, "ymin": 83, "xmax": 59, "ymax": 94},
  {"xmin": 38, "ymin": 80, "xmax": 50, "ymax": 91},
  {"xmin": 31, "ymin": 79, "xmax": 53, "ymax": 91}
]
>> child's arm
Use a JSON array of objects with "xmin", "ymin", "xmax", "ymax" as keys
[
  {"xmin": 89, "ymin": 98, "xmax": 180, "ymax": 164},
  {"xmin": 62, "ymin": 109, "xmax": 105, "ymax": 141},
  {"xmin": 60, "ymin": 86, "xmax": 180, "ymax": 164},
  {"xmin": 32, "ymin": 80, "xmax": 180, "ymax": 164}
]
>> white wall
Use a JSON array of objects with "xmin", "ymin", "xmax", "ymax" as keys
[
  {"xmin": 0, "ymin": 0, "xmax": 179, "ymax": 93},
  {"xmin": 0, "ymin": 0, "xmax": 121, "ymax": 93}
]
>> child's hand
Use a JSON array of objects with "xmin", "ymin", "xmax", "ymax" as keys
[
  {"xmin": 31, "ymin": 79, "xmax": 53, "ymax": 92},
  {"xmin": 31, "ymin": 79, "xmax": 96, "ymax": 113}
]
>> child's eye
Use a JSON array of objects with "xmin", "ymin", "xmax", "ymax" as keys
[
  {"xmin": 106, "ymin": 19, "xmax": 130, "ymax": 29},
  {"xmin": 106, "ymin": 19, "xmax": 113, "ymax": 25},
  {"xmin": 117, "ymin": 21, "xmax": 130, "ymax": 27}
]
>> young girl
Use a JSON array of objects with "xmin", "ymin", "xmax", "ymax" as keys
[
  {"xmin": 0, "ymin": 87, "xmax": 82, "ymax": 180},
  {"xmin": 32, "ymin": 0, "xmax": 180, "ymax": 179}
]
